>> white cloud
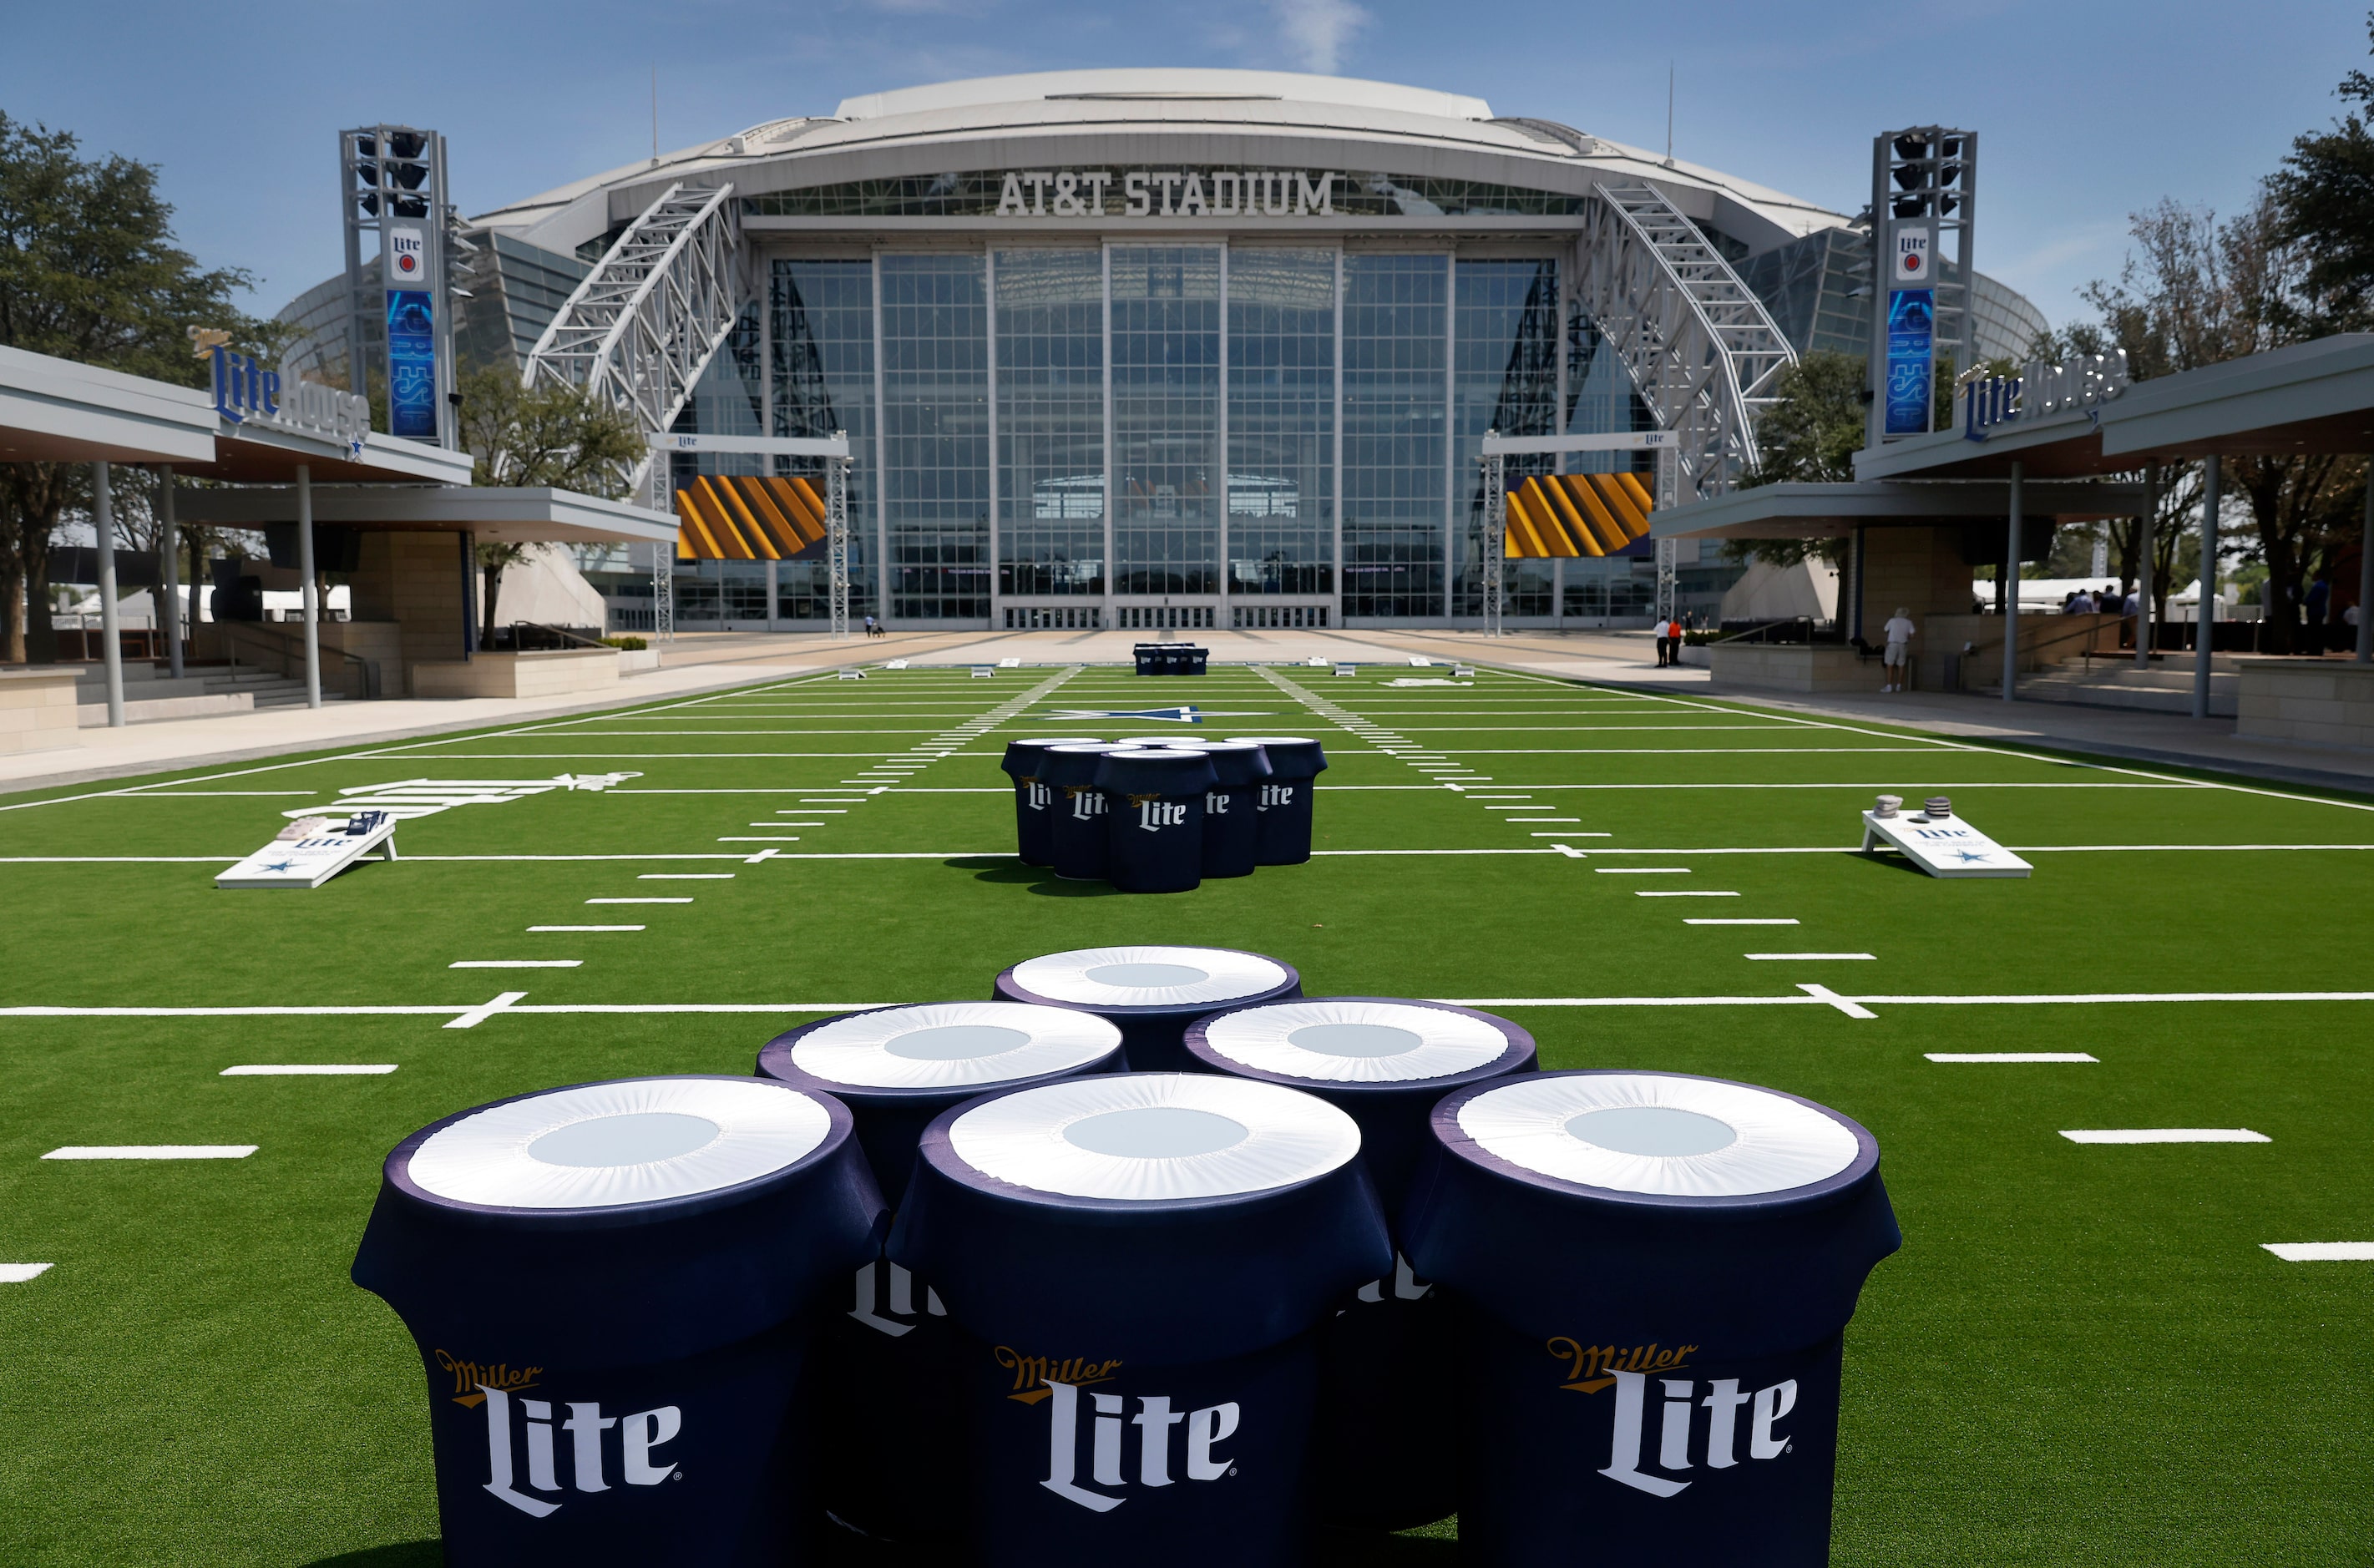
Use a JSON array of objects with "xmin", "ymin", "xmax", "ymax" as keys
[{"xmin": 1270, "ymin": 0, "xmax": 1368, "ymax": 74}]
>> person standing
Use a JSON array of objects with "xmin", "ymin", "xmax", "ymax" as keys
[{"xmin": 1881, "ymin": 606, "xmax": 1916, "ymax": 693}]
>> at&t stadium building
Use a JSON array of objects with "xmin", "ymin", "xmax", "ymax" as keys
[{"xmin": 284, "ymin": 69, "xmax": 2046, "ymax": 633}]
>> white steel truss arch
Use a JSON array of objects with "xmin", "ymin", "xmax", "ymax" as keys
[
  {"xmin": 524, "ymin": 182, "xmax": 742, "ymax": 499},
  {"xmin": 1577, "ymin": 181, "xmax": 1796, "ymax": 499}
]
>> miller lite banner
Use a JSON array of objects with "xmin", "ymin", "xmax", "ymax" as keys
[
  {"xmin": 888, "ymin": 1072, "xmax": 1391, "ymax": 1567},
  {"xmin": 382, "ymin": 224, "xmax": 438, "ymax": 441},
  {"xmin": 1884, "ymin": 225, "xmax": 1936, "ymax": 437},
  {"xmin": 1403, "ymin": 1071, "xmax": 1901, "ymax": 1565},
  {"xmin": 994, "ymin": 944, "xmax": 1300, "ymax": 1075},
  {"xmin": 351, "ymin": 1076, "xmax": 884, "ymax": 1565}
]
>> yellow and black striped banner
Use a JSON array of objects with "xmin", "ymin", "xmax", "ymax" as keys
[
  {"xmin": 1502, "ymin": 473, "xmax": 1655, "ymax": 558},
  {"xmin": 674, "ymin": 475, "xmax": 832, "ymax": 561}
]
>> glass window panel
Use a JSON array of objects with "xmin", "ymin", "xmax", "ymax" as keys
[
  {"xmin": 1453, "ymin": 258, "xmax": 1560, "ymax": 613},
  {"xmin": 771, "ymin": 259, "xmax": 876, "ymax": 620},
  {"xmin": 882, "ymin": 255, "xmax": 990, "ymax": 621},
  {"xmin": 1341, "ymin": 254, "xmax": 1446, "ymax": 620},
  {"xmin": 996, "ymin": 249, "xmax": 1105, "ymax": 596},
  {"xmin": 1227, "ymin": 248, "xmax": 1334, "ymax": 596},
  {"xmin": 1111, "ymin": 245, "xmax": 1222, "ymax": 597}
]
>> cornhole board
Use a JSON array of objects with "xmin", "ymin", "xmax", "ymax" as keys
[
  {"xmin": 217, "ymin": 818, "xmax": 400, "ymax": 890},
  {"xmin": 1860, "ymin": 809, "xmax": 2031, "ymax": 878}
]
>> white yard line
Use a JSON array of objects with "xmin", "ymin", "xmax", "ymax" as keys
[
  {"xmin": 2263, "ymin": 1243, "xmax": 2374, "ymax": 1262},
  {"xmin": 220, "ymin": 1065, "xmax": 397, "ymax": 1075},
  {"xmin": 529, "ymin": 924, "xmax": 644, "ymax": 932},
  {"xmin": 43, "ymin": 1146, "xmax": 257, "ymax": 1160},
  {"xmin": 1745, "ymin": 952, "xmax": 1875, "ymax": 961},
  {"xmin": 587, "ymin": 898, "xmax": 691, "ymax": 904},
  {"xmin": 1636, "ymin": 890, "xmax": 1739, "ymax": 897},
  {"xmin": 1926, "ymin": 1053, "xmax": 2096, "ymax": 1063},
  {"xmin": 2060, "ymin": 1129, "xmax": 2270, "ymax": 1144},
  {"xmin": 1687, "ymin": 918, "xmax": 1799, "ymax": 925},
  {"xmin": 450, "ymin": 959, "xmax": 582, "ymax": 969},
  {"xmin": 0, "ymin": 1264, "xmax": 53, "ymax": 1282}
]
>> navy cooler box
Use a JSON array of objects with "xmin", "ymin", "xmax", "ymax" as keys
[
  {"xmin": 1183, "ymin": 998, "xmax": 1536, "ymax": 1533},
  {"xmin": 1094, "ymin": 747, "xmax": 1218, "ymax": 894},
  {"xmin": 350, "ymin": 1076, "xmax": 884, "ymax": 1566},
  {"xmin": 888, "ymin": 1072, "xmax": 1392, "ymax": 1568},
  {"xmin": 995, "ymin": 944, "xmax": 1301, "ymax": 1073},
  {"xmin": 1037, "ymin": 743, "xmax": 1119, "ymax": 881},
  {"xmin": 1402, "ymin": 1071, "xmax": 1901, "ymax": 1568},
  {"xmin": 757, "ymin": 1003, "xmax": 1127, "ymax": 1545},
  {"xmin": 1222, "ymin": 736, "xmax": 1327, "ymax": 865},
  {"xmin": 1001, "ymin": 737, "xmax": 1096, "ymax": 867}
]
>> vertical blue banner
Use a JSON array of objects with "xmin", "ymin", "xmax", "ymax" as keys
[
  {"xmin": 1884, "ymin": 288, "xmax": 1934, "ymax": 437},
  {"xmin": 386, "ymin": 289, "xmax": 438, "ymax": 441}
]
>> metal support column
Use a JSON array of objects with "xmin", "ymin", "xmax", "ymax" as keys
[
  {"xmin": 459, "ymin": 529, "xmax": 478, "ymax": 660},
  {"xmin": 1480, "ymin": 437, "xmax": 1505, "ymax": 639},
  {"xmin": 2356, "ymin": 467, "xmax": 2372, "ymax": 663},
  {"xmin": 2135, "ymin": 466, "xmax": 2159, "ymax": 667},
  {"xmin": 2002, "ymin": 459, "xmax": 2022, "ymax": 703},
  {"xmin": 296, "ymin": 464, "xmax": 321, "ymax": 708},
  {"xmin": 1654, "ymin": 446, "xmax": 1678, "ymax": 624},
  {"xmin": 93, "ymin": 462, "xmax": 124, "ymax": 727},
  {"xmin": 2193, "ymin": 453, "xmax": 2220, "ymax": 720},
  {"xmin": 828, "ymin": 431, "xmax": 851, "ymax": 640},
  {"xmin": 1850, "ymin": 524, "xmax": 1866, "ymax": 643},
  {"xmin": 158, "ymin": 466, "xmax": 182, "ymax": 679}
]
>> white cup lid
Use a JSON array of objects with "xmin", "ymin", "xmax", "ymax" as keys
[
  {"xmin": 787, "ymin": 1002, "xmax": 1122, "ymax": 1090},
  {"xmin": 406, "ymin": 1079, "xmax": 833, "ymax": 1210},
  {"xmin": 1009, "ymin": 945, "xmax": 1292, "ymax": 1009},
  {"xmin": 949, "ymin": 1073, "xmax": 1359, "ymax": 1201},
  {"xmin": 1455, "ymin": 1074, "xmax": 1860, "ymax": 1197},
  {"xmin": 1198, "ymin": 999, "xmax": 1516, "ymax": 1084}
]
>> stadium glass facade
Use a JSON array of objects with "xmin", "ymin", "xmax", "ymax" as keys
[{"xmin": 345, "ymin": 71, "xmax": 2051, "ymax": 632}]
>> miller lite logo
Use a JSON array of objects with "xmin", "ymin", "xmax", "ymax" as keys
[
  {"xmin": 1000, "ymin": 1353, "xmax": 1240, "ymax": 1514},
  {"xmin": 1258, "ymin": 783, "xmax": 1295, "ymax": 810},
  {"xmin": 1204, "ymin": 790, "xmax": 1229, "ymax": 815},
  {"xmin": 1892, "ymin": 227, "xmax": 1931, "ymax": 283},
  {"xmin": 1125, "ymin": 792, "xmax": 1187, "ymax": 833},
  {"xmin": 1063, "ymin": 786, "xmax": 1106, "ymax": 822},
  {"xmin": 849, "ymin": 1259, "xmax": 947, "ymax": 1338},
  {"xmin": 1549, "ymin": 1338, "xmax": 1796, "ymax": 1499},
  {"xmin": 436, "ymin": 1351, "xmax": 682, "ymax": 1519},
  {"xmin": 387, "ymin": 225, "xmax": 427, "ymax": 285},
  {"xmin": 1024, "ymin": 778, "xmax": 1051, "ymax": 812}
]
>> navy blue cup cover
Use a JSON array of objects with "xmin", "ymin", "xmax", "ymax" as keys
[
  {"xmin": 889, "ymin": 1072, "xmax": 1392, "ymax": 1365},
  {"xmin": 1404, "ymin": 1070, "xmax": 1901, "ymax": 1357}
]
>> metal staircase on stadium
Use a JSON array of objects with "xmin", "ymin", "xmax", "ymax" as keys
[
  {"xmin": 523, "ymin": 182, "xmax": 742, "ymax": 498},
  {"xmin": 1577, "ymin": 180, "xmax": 1796, "ymax": 499}
]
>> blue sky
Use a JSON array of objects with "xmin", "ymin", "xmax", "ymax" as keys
[{"xmin": 2, "ymin": 0, "xmax": 2361, "ymax": 328}]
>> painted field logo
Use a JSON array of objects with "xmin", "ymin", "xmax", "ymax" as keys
[
  {"xmin": 1547, "ymin": 1338, "xmax": 1795, "ymax": 1499},
  {"xmin": 470, "ymin": 1383, "xmax": 683, "ymax": 1519}
]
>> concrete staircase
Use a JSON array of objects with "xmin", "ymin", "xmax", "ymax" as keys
[
  {"xmin": 1982, "ymin": 654, "xmax": 2240, "ymax": 717},
  {"xmin": 72, "ymin": 664, "xmax": 343, "ymax": 726}
]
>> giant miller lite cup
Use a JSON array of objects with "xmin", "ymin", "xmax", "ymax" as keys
[
  {"xmin": 888, "ymin": 1073, "xmax": 1393, "ymax": 1568},
  {"xmin": 757, "ymin": 1004, "xmax": 1126, "ymax": 1544},
  {"xmin": 1172, "ymin": 741, "xmax": 1271, "ymax": 878},
  {"xmin": 351, "ymin": 1077, "xmax": 883, "ymax": 1566},
  {"xmin": 1402, "ymin": 1071, "xmax": 1901, "ymax": 1567},
  {"xmin": 1223, "ymin": 736, "xmax": 1326, "ymax": 865},
  {"xmin": 995, "ymin": 945, "xmax": 1300, "ymax": 1073},
  {"xmin": 1038, "ymin": 743, "xmax": 1119, "ymax": 881},
  {"xmin": 1183, "ymin": 999, "xmax": 1535, "ymax": 1533},
  {"xmin": 1001, "ymin": 738, "xmax": 1095, "ymax": 867},
  {"xmin": 1094, "ymin": 747, "xmax": 1219, "ymax": 894}
]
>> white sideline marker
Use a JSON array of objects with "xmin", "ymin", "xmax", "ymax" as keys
[
  {"xmin": 1637, "ymin": 891, "xmax": 1738, "ymax": 898},
  {"xmin": 44, "ymin": 1146, "xmax": 258, "ymax": 1160},
  {"xmin": 640, "ymin": 873, "xmax": 734, "ymax": 880},
  {"xmin": 221, "ymin": 1064, "xmax": 397, "ymax": 1075},
  {"xmin": 0, "ymin": 1264, "xmax": 53, "ymax": 1282},
  {"xmin": 589, "ymin": 898, "xmax": 691, "ymax": 904},
  {"xmin": 530, "ymin": 925, "xmax": 644, "ymax": 933},
  {"xmin": 2059, "ymin": 1129, "xmax": 2270, "ymax": 1144},
  {"xmin": 1927, "ymin": 1052, "xmax": 2096, "ymax": 1063},
  {"xmin": 2263, "ymin": 1242, "xmax": 2374, "ymax": 1262},
  {"xmin": 1597, "ymin": 867, "xmax": 1691, "ymax": 874},
  {"xmin": 1688, "ymin": 918, "xmax": 1799, "ymax": 926},
  {"xmin": 450, "ymin": 959, "xmax": 582, "ymax": 969},
  {"xmin": 1747, "ymin": 952, "xmax": 1876, "ymax": 961}
]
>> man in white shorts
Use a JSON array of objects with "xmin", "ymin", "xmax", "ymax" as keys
[{"xmin": 1881, "ymin": 606, "xmax": 1916, "ymax": 691}]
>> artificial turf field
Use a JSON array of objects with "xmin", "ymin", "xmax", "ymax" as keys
[{"xmin": 1, "ymin": 659, "xmax": 2371, "ymax": 1566}]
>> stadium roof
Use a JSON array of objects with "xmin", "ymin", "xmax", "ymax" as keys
[{"xmin": 470, "ymin": 68, "xmax": 1854, "ymax": 259}]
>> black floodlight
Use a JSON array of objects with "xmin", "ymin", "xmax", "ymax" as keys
[{"xmin": 1893, "ymin": 134, "xmax": 1929, "ymax": 159}]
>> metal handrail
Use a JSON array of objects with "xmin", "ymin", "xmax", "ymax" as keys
[
  {"xmin": 210, "ymin": 621, "xmax": 381, "ymax": 700},
  {"xmin": 509, "ymin": 620, "xmax": 612, "ymax": 651}
]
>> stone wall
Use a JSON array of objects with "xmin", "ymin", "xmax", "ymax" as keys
[{"xmin": 2236, "ymin": 659, "xmax": 2374, "ymax": 750}]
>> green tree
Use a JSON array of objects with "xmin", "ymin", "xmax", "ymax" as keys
[
  {"xmin": 455, "ymin": 364, "xmax": 645, "ymax": 645},
  {"xmin": 2268, "ymin": 11, "xmax": 2374, "ymax": 329},
  {"xmin": 1731, "ymin": 350, "xmax": 1869, "ymax": 569},
  {"xmin": 0, "ymin": 112, "xmax": 272, "ymax": 661}
]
